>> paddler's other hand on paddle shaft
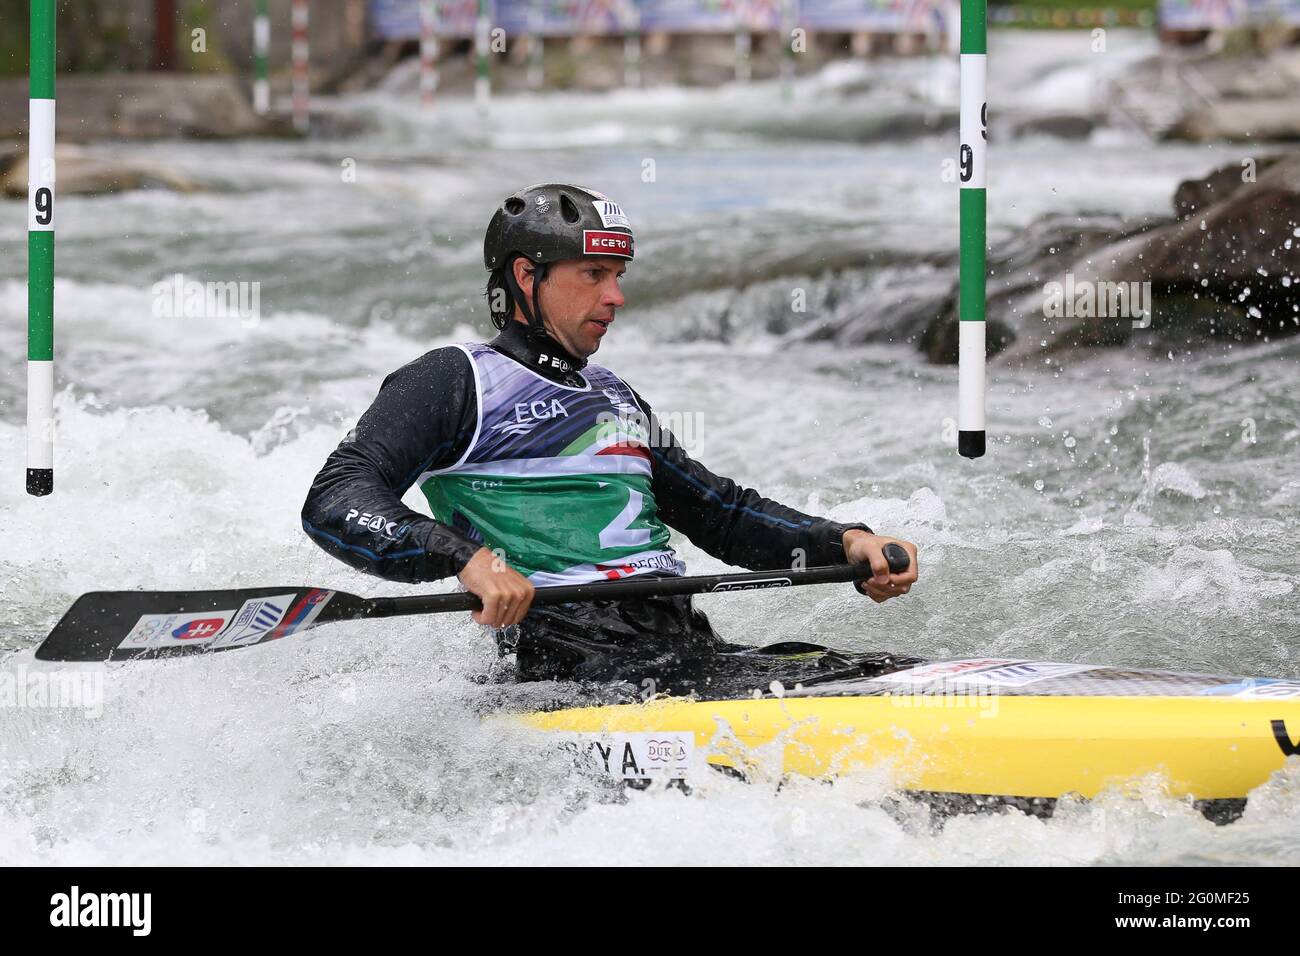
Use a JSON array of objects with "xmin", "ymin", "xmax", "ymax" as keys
[
  {"xmin": 457, "ymin": 548, "xmax": 536, "ymax": 627},
  {"xmin": 842, "ymin": 531, "xmax": 918, "ymax": 604}
]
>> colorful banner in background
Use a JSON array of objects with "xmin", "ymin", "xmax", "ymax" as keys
[
  {"xmin": 645, "ymin": 0, "xmax": 809, "ymax": 31},
  {"xmin": 495, "ymin": 0, "xmax": 642, "ymax": 37},
  {"xmin": 370, "ymin": 0, "xmax": 954, "ymax": 37},
  {"xmin": 372, "ymin": 0, "xmax": 490, "ymax": 37},
  {"xmin": 798, "ymin": 0, "xmax": 947, "ymax": 31},
  {"xmin": 372, "ymin": 0, "xmax": 1300, "ymax": 39},
  {"xmin": 1159, "ymin": 0, "xmax": 1300, "ymax": 27}
]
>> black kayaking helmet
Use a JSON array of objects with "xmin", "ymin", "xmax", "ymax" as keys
[{"xmin": 483, "ymin": 183, "xmax": 635, "ymax": 337}]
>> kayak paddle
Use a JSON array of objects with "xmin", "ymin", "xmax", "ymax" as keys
[{"xmin": 34, "ymin": 544, "xmax": 910, "ymax": 662}]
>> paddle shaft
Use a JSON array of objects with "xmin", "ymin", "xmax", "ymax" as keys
[{"xmin": 363, "ymin": 545, "xmax": 910, "ymax": 621}]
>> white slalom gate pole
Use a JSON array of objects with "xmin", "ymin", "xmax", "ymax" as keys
[
  {"xmin": 292, "ymin": 0, "xmax": 309, "ymax": 132},
  {"xmin": 735, "ymin": 1, "xmax": 751, "ymax": 84},
  {"xmin": 623, "ymin": 0, "xmax": 641, "ymax": 89}
]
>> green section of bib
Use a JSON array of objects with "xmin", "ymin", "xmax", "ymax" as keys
[{"xmin": 421, "ymin": 471, "xmax": 671, "ymax": 578}]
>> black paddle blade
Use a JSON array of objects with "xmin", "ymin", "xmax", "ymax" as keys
[{"xmin": 35, "ymin": 587, "xmax": 348, "ymax": 662}]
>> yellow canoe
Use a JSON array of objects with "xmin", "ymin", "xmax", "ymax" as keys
[{"xmin": 518, "ymin": 658, "xmax": 1300, "ymax": 801}]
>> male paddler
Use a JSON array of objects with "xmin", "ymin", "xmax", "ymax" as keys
[{"xmin": 302, "ymin": 183, "xmax": 919, "ymax": 694}]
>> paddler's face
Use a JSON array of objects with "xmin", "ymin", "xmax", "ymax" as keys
[{"xmin": 513, "ymin": 256, "xmax": 626, "ymax": 358}]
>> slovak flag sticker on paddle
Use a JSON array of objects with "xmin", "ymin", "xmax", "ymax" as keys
[
  {"xmin": 117, "ymin": 609, "xmax": 239, "ymax": 650},
  {"xmin": 171, "ymin": 618, "xmax": 227, "ymax": 641}
]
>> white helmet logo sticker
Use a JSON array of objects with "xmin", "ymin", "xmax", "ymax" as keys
[{"xmin": 595, "ymin": 200, "xmax": 630, "ymax": 229}]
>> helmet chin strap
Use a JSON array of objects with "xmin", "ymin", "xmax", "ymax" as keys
[
  {"xmin": 504, "ymin": 257, "xmax": 586, "ymax": 369},
  {"xmin": 504, "ymin": 255, "xmax": 547, "ymax": 340}
]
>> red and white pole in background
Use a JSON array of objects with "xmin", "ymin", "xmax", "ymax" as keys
[
  {"xmin": 291, "ymin": 0, "xmax": 309, "ymax": 132},
  {"xmin": 419, "ymin": 0, "xmax": 440, "ymax": 109}
]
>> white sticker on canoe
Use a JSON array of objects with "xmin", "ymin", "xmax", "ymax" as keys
[
  {"xmin": 875, "ymin": 659, "xmax": 1018, "ymax": 685},
  {"xmin": 208, "ymin": 593, "xmax": 297, "ymax": 649},
  {"xmin": 1236, "ymin": 680, "xmax": 1300, "ymax": 700},
  {"xmin": 117, "ymin": 610, "xmax": 238, "ymax": 650},
  {"xmin": 593, "ymin": 200, "xmax": 630, "ymax": 229},
  {"xmin": 944, "ymin": 661, "xmax": 1097, "ymax": 687},
  {"xmin": 578, "ymin": 732, "xmax": 692, "ymax": 780}
]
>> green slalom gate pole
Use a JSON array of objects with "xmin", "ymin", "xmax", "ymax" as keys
[
  {"xmin": 957, "ymin": 0, "xmax": 986, "ymax": 459},
  {"xmin": 475, "ymin": 0, "xmax": 491, "ymax": 110},
  {"xmin": 253, "ymin": 0, "xmax": 269, "ymax": 115},
  {"xmin": 28, "ymin": 0, "xmax": 55, "ymax": 497}
]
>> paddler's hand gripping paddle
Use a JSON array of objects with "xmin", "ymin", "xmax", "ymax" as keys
[{"xmin": 34, "ymin": 545, "xmax": 911, "ymax": 662}]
